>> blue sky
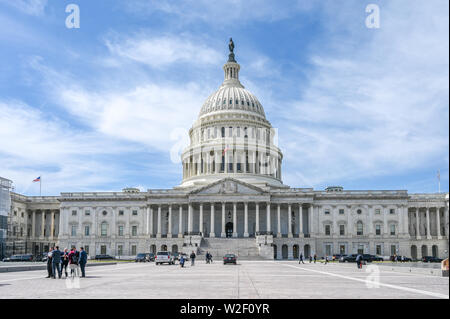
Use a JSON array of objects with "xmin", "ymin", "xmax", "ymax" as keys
[{"xmin": 0, "ymin": 0, "xmax": 448, "ymax": 196}]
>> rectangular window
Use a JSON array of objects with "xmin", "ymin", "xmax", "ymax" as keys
[
  {"xmin": 325, "ymin": 225, "xmax": 331, "ymax": 236},
  {"xmin": 85, "ymin": 245, "xmax": 89, "ymax": 255},
  {"xmin": 119, "ymin": 210, "xmax": 124, "ymax": 216},
  {"xmin": 339, "ymin": 225, "xmax": 345, "ymax": 236},
  {"xmin": 118, "ymin": 245, "xmax": 123, "ymax": 256},
  {"xmin": 71, "ymin": 225, "xmax": 77, "ymax": 236},
  {"xmin": 72, "ymin": 210, "xmax": 77, "ymax": 216},
  {"xmin": 376, "ymin": 224, "xmax": 381, "ymax": 235},
  {"xmin": 358, "ymin": 245, "xmax": 364, "ymax": 254},
  {"xmin": 391, "ymin": 245, "xmax": 397, "ymax": 255},
  {"xmin": 131, "ymin": 245, "xmax": 137, "ymax": 255},
  {"xmin": 375, "ymin": 209, "xmax": 381, "ymax": 214},
  {"xmin": 324, "ymin": 210, "xmax": 330, "ymax": 215},
  {"xmin": 132, "ymin": 210, "xmax": 138, "ymax": 216},
  {"xmin": 376, "ymin": 245, "xmax": 382, "ymax": 255},
  {"xmin": 101, "ymin": 245, "xmax": 106, "ymax": 255},
  {"xmin": 85, "ymin": 210, "xmax": 90, "ymax": 216},
  {"xmin": 340, "ymin": 245, "xmax": 346, "ymax": 254},
  {"xmin": 390, "ymin": 209, "xmax": 395, "ymax": 215},
  {"xmin": 339, "ymin": 209, "xmax": 345, "ymax": 215},
  {"xmin": 325, "ymin": 245, "xmax": 331, "ymax": 256},
  {"xmin": 84, "ymin": 226, "xmax": 90, "ymax": 236},
  {"xmin": 357, "ymin": 223, "xmax": 363, "ymax": 236},
  {"xmin": 390, "ymin": 224, "xmax": 396, "ymax": 235},
  {"xmin": 132, "ymin": 226, "xmax": 137, "ymax": 236},
  {"xmin": 118, "ymin": 225, "xmax": 124, "ymax": 236},
  {"xmin": 101, "ymin": 223, "xmax": 107, "ymax": 237}
]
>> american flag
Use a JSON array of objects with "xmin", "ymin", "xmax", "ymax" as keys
[{"xmin": 33, "ymin": 176, "xmax": 41, "ymax": 182}]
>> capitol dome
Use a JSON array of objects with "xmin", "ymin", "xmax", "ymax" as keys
[{"xmin": 177, "ymin": 39, "xmax": 285, "ymax": 189}]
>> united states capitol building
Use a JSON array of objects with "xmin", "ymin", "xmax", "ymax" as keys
[{"xmin": 2, "ymin": 41, "xmax": 449, "ymax": 260}]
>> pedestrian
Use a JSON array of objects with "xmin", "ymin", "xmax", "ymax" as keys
[
  {"xmin": 51, "ymin": 246, "xmax": 62, "ymax": 279},
  {"xmin": 190, "ymin": 251, "xmax": 196, "ymax": 266},
  {"xmin": 299, "ymin": 253, "xmax": 304, "ymax": 264},
  {"xmin": 324, "ymin": 255, "xmax": 328, "ymax": 265},
  {"xmin": 309, "ymin": 255, "xmax": 312, "ymax": 263},
  {"xmin": 313, "ymin": 254, "xmax": 317, "ymax": 264},
  {"xmin": 356, "ymin": 254, "xmax": 362, "ymax": 269},
  {"xmin": 46, "ymin": 247, "xmax": 53, "ymax": 278},
  {"xmin": 68, "ymin": 247, "xmax": 80, "ymax": 277},
  {"xmin": 61, "ymin": 248, "xmax": 69, "ymax": 278},
  {"xmin": 78, "ymin": 247, "xmax": 88, "ymax": 278},
  {"xmin": 179, "ymin": 254, "xmax": 185, "ymax": 268}
]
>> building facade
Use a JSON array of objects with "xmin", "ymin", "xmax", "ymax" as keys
[{"xmin": 3, "ymin": 43, "xmax": 449, "ymax": 260}]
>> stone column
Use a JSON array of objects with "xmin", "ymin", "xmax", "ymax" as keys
[
  {"xmin": 210, "ymin": 203, "xmax": 215, "ymax": 238},
  {"xmin": 383, "ymin": 206, "xmax": 388, "ymax": 235},
  {"xmin": 426, "ymin": 207, "xmax": 431, "ymax": 239},
  {"xmin": 415, "ymin": 208, "xmax": 421, "ymax": 239},
  {"xmin": 178, "ymin": 205, "xmax": 183, "ymax": 238},
  {"xmin": 288, "ymin": 204, "xmax": 293, "ymax": 238},
  {"xmin": 309, "ymin": 204, "xmax": 314, "ymax": 236},
  {"xmin": 436, "ymin": 207, "xmax": 442, "ymax": 239},
  {"xmin": 221, "ymin": 202, "xmax": 226, "ymax": 237},
  {"xmin": 157, "ymin": 205, "xmax": 162, "ymax": 238},
  {"xmin": 299, "ymin": 204, "xmax": 303, "ymax": 237},
  {"xmin": 199, "ymin": 203, "xmax": 203, "ymax": 236},
  {"xmin": 168, "ymin": 205, "xmax": 172, "ymax": 238},
  {"xmin": 232, "ymin": 202, "xmax": 237, "ymax": 237},
  {"xmin": 266, "ymin": 203, "xmax": 271, "ymax": 233},
  {"xmin": 50, "ymin": 210, "xmax": 55, "ymax": 239},
  {"xmin": 188, "ymin": 203, "xmax": 193, "ymax": 234},
  {"xmin": 149, "ymin": 206, "xmax": 154, "ymax": 236},
  {"xmin": 255, "ymin": 203, "xmax": 260, "ymax": 233},
  {"xmin": 31, "ymin": 210, "xmax": 36, "ymax": 238},
  {"xmin": 111, "ymin": 207, "xmax": 116, "ymax": 238},
  {"xmin": 277, "ymin": 204, "xmax": 281, "ymax": 237},
  {"xmin": 146, "ymin": 206, "xmax": 150, "ymax": 235},
  {"xmin": 41, "ymin": 211, "xmax": 45, "ymax": 238},
  {"xmin": 244, "ymin": 202, "xmax": 249, "ymax": 237}
]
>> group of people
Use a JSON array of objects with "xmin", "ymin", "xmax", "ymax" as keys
[
  {"xmin": 46, "ymin": 246, "xmax": 88, "ymax": 279},
  {"xmin": 298, "ymin": 253, "xmax": 318, "ymax": 264},
  {"xmin": 179, "ymin": 251, "xmax": 197, "ymax": 268}
]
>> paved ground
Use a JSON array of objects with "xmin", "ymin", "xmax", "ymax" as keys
[{"xmin": 0, "ymin": 261, "xmax": 448, "ymax": 299}]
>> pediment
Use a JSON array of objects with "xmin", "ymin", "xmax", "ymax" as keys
[{"xmin": 190, "ymin": 178, "xmax": 265, "ymax": 195}]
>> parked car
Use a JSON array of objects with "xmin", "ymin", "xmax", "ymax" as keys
[
  {"xmin": 2, "ymin": 254, "xmax": 33, "ymax": 262},
  {"xmin": 155, "ymin": 251, "xmax": 175, "ymax": 265},
  {"xmin": 332, "ymin": 254, "xmax": 346, "ymax": 261},
  {"xmin": 369, "ymin": 255, "xmax": 384, "ymax": 262},
  {"xmin": 422, "ymin": 256, "xmax": 443, "ymax": 263},
  {"xmin": 135, "ymin": 253, "xmax": 149, "ymax": 262},
  {"xmin": 223, "ymin": 254, "xmax": 237, "ymax": 265},
  {"xmin": 95, "ymin": 254, "xmax": 115, "ymax": 260},
  {"xmin": 340, "ymin": 254, "xmax": 370, "ymax": 263}
]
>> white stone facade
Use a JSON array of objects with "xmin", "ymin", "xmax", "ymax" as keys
[{"xmin": 4, "ymin": 45, "xmax": 449, "ymax": 260}]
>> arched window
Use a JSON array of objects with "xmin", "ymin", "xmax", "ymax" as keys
[{"xmin": 356, "ymin": 221, "xmax": 363, "ymax": 236}]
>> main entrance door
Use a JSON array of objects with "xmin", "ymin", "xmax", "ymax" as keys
[{"xmin": 225, "ymin": 222, "xmax": 233, "ymax": 238}]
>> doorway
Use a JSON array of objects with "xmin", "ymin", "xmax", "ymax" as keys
[{"xmin": 225, "ymin": 222, "xmax": 233, "ymax": 238}]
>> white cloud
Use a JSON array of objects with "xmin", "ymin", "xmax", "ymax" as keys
[
  {"xmin": 105, "ymin": 33, "xmax": 222, "ymax": 68},
  {"xmin": 278, "ymin": 1, "xmax": 449, "ymax": 189},
  {"xmin": 0, "ymin": 0, "xmax": 47, "ymax": 16},
  {"xmin": 0, "ymin": 100, "xmax": 133, "ymax": 195}
]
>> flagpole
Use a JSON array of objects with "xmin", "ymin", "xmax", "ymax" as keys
[{"xmin": 40, "ymin": 175, "xmax": 42, "ymax": 197}]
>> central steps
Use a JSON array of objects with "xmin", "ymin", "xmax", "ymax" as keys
[{"xmin": 198, "ymin": 238, "xmax": 262, "ymax": 259}]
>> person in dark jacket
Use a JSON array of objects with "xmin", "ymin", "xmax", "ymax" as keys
[
  {"xmin": 78, "ymin": 247, "xmax": 88, "ymax": 278},
  {"xmin": 46, "ymin": 247, "xmax": 53, "ymax": 278},
  {"xmin": 309, "ymin": 255, "xmax": 312, "ymax": 263},
  {"xmin": 61, "ymin": 248, "xmax": 69, "ymax": 278},
  {"xmin": 51, "ymin": 246, "xmax": 62, "ymax": 279},
  {"xmin": 190, "ymin": 251, "xmax": 196, "ymax": 266},
  {"xmin": 313, "ymin": 254, "xmax": 317, "ymax": 264},
  {"xmin": 299, "ymin": 253, "xmax": 304, "ymax": 264},
  {"xmin": 356, "ymin": 254, "xmax": 362, "ymax": 269}
]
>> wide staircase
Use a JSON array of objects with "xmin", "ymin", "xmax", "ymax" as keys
[{"xmin": 197, "ymin": 237, "xmax": 268, "ymax": 260}]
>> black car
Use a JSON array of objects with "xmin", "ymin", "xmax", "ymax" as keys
[
  {"xmin": 422, "ymin": 256, "xmax": 443, "ymax": 263},
  {"xmin": 2, "ymin": 254, "xmax": 34, "ymax": 262},
  {"xmin": 223, "ymin": 254, "xmax": 237, "ymax": 265},
  {"xmin": 340, "ymin": 254, "xmax": 370, "ymax": 263},
  {"xmin": 95, "ymin": 254, "xmax": 115, "ymax": 260},
  {"xmin": 369, "ymin": 255, "xmax": 384, "ymax": 262},
  {"xmin": 135, "ymin": 253, "xmax": 149, "ymax": 262}
]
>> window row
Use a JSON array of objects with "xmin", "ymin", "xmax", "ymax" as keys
[
  {"xmin": 71, "ymin": 224, "xmax": 140, "ymax": 237},
  {"xmin": 323, "ymin": 208, "xmax": 396, "ymax": 215},
  {"xmin": 71, "ymin": 210, "xmax": 139, "ymax": 216}
]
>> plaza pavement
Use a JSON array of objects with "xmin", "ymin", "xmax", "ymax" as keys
[{"xmin": 0, "ymin": 260, "xmax": 448, "ymax": 299}]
